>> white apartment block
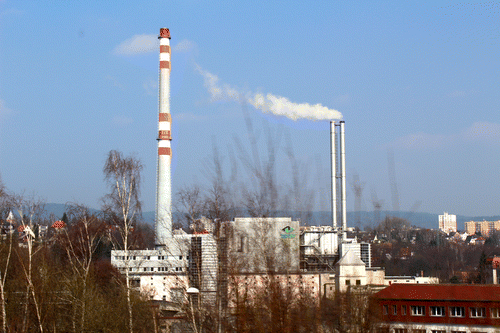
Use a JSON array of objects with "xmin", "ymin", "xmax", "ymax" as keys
[
  {"xmin": 111, "ymin": 233, "xmax": 218, "ymax": 303},
  {"xmin": 439, "ymin": 212, "xmax": 457, "ymax": 233}
]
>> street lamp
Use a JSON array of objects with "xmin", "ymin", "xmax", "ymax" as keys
[{"xmin": 186, "ymin": 287, "xmax": 200, "ymax": 333}]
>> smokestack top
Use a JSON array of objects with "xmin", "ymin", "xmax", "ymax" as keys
[{"xmin": 159, "ymin": 28, "xmax": 171, "ymax": 39}]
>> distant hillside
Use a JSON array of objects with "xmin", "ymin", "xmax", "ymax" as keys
[{"xmin": 42, "ymin": 204, "xmax": 500, "ymax": 231}]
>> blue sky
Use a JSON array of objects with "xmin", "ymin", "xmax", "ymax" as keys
[{"xmin": 1, "ymin": 1, "xmax": 500, "ymax": 219}]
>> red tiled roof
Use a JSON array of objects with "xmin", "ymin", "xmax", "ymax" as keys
[
  {"xmin": 374, "ymin": 284, "xmax": 500, "ymax": 302},
  {"xmin": 52, "ymin": 220, "xmax": 65, "ymax": 229}
]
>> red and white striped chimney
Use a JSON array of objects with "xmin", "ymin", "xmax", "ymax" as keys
[{"xmin": 156, "ymin": 28, "xmax": 172, "ymax": 246}]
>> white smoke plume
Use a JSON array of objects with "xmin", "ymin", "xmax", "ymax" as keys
[{"xmin": 195, "ymin": 64, "xmax": 342, "ymax": 121}]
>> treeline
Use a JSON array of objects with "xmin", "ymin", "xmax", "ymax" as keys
[
  {"xmin": 0, "ymin": 157, "xmax": 159, "ymax": 332},
  {"xmin": 371, "ymin": 216, "xmax": 500, "ymax": 283},
  {"xmin": 0, "ymin": 205, "xmax": 155, "ymax": 332}
]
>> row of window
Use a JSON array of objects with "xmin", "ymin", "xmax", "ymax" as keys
[
  {"xmin": 394, "ymin": 329, "xmax": 471, "ymax": 333},
  {"xmin": 119, "ymin": 267, "xmax": 184, "ymax": 272},
  {"xmin": 114, "ymin": 255, "xmax": 185, "ymax": 261},
  {"xmin": 383, "ymin": 305, "xmax": 499, "ymax": 318},
  {"xmin": 142, "ymin": 267, "xmax": 184, "ymax": 272},
  {"xmin": 345, "ymin": 279, "xmax": 362, "ymax": 286}
]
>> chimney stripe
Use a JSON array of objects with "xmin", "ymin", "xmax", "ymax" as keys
[
  {"xmin": 159, "ymin": 113, "xmax": 172, "ymax": 122},
  {"xmin": 160, "ymin": 61, "xmax": 171, "ymax": 69},
  {"xmin": 160, "ymin": 45, "xmax": 170, "ymax": 53},
  {"xmin": 158, "ymin": 147, "xmax": 171, "ymax": 156}
]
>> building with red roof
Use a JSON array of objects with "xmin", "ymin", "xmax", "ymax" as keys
[
  {"xmin": 374, "ymin": 284, "xmax": 500, "ymax": 333},
  {"xmin": 51, "ymin": 220, "xmax": 66, "ymax": 230}
]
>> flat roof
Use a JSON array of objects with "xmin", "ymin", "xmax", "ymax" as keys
[{"xmin": 375, "ymin": 284, "xmax": 500, "ymax": 302}]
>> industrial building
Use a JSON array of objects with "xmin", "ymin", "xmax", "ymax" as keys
[{"xmin": 110, "ymin": 28, "xmax": 440, "ymax": 326}]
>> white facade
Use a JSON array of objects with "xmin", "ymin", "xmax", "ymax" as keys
[
  {"xmin": 111, "ymin": 233, "xmax": 218, "ymax": 302},
  {"xmin": 384, "ymin": 275, "xmax": 439, "ymax": 285},
  {"xmin": 439, "ymin": 212, "xmax": 457, "ymax": 233},
  {"xmin": 339, "ymin": 239, "xmax": 372, "ymax": 268},
  {"xmin": 228, "ymin": 217, "xmax": 300, "ymax": 273},
  {"xmin": 301, "ymin": 226, "xmax": 339, "ymax": 255},
  {"xmin": 334, "ymin": 250, "xmax": 367, "ymax": 292}
]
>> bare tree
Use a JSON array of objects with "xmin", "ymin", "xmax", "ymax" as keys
[
  {"xmin": 322, "ymin": 291, "xmax": 381, "ymax": 333},
  {"xmin": 102, "ymin": 150, "xmax": 143, "ymax": 333},
  {"xmin": 62, "ymin": 203, "xmax": 106, "ymax": 332},
  {"xmin": 0, "ymin": 178, "xmax": 13, "ymax": 333},
  {"xmin": 11, "ymin": 193, "xmax": 46, "ymax": 333},
  {"xmin": 176, "ymin": 184, "xmax": 204, "ymax": 228}
]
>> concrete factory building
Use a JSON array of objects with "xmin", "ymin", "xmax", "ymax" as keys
[
  {"xmin": 439, "ymin": 212, "xmax": 457, "ymax": 233},
  {"xmin": 226, "ymin": 217, "xmax": 300, "ymax": 273}
]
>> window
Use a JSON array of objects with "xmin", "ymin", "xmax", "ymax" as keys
[
  {"xmin": 413, "ymin": 330, "xmax": 426, "ymax": 333},
  {"xmin": 431, "ymin": 331, "xmax": 445, "ymax": 333},
  {"xmin": 356, "ymin": 280, "xmax": 361, "ymax": 285},
  {"xmin": 491, "ymin": 308, "xmax": 500, "ymax": 318},
  {"xmin": 450, "ymin": 307, "xmax": 465, "ymax": 317},
  {"xmin": 392, "ymin": 305, "xmax": 397, "ymax": 315},
  {"xmin": 346, "ymin": 280, "xmax": 351, "ymax": 286},
  {"xmin": 383, "ymin": 305, "xmax": 388, "ymax": 315},
  {"xmin": 451, "ymin": 331, "xmax": 466, "ymax": 333},
  {"xmin": 430, "ymin": 306, "xmax": 446, "ymax": 317},
  {"xmin": 411, "ymin": 306, "xmax": 425, "ymax": 316},
  {"xmin": 394, "ymin": 329, "xmax": 407, "ymax": 333},
  {"xmin": 402, "ymin": 305, "xmax": 407, "ymax": 316},
  {"xmin": 470, "ymin": 307, "xmax": 486, "ymax": 318},
  {"xmin": 238, "ymin": 236, "xmax": 245, "ymax": 252}
]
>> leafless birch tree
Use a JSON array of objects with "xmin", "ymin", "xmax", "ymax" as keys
[
  {"xmin": 102, "ymin": 150, "xmax": 143, "ymax": 333},
  {"xmin": 63, "ymin": 203, "xmax": 106, "ymax": 332},
  {"xmin": 11, "ymin": 194, "xmax": 46, "ymax": 333}
]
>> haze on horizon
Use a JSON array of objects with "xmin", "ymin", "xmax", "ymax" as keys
[{"xmin": 1, "ymin": 1, "xmax": 500, "ymax": 218}]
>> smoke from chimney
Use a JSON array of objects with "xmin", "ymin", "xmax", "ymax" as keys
[{"xmin": 196, "ymin": 64, "xmax": 342, "ymax": 121}]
